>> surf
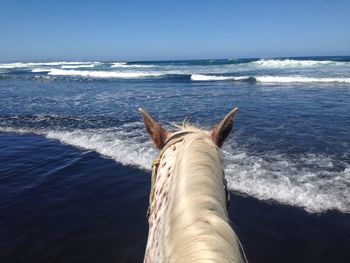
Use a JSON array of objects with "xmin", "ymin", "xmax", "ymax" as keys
[{"xmin": 1, "ymin": 118, "xmax": 349, "ymax": 214}]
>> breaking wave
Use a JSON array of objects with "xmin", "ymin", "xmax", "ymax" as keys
[
  {"xmin": 111, "ymin": 62, "xmax": 154, "ymax": 68},
  {"xmin": 251, "ymin": 59, "xmax": 349, "ymax": 68},
  {"xmin": 0, "ymin": 61, "xmax": 98, "ymax": 69},
  {"xmin": 61, "ymin": 63, "xmax": 100, "ymax": 69},
  {"xmin": 191, "ymin": 74, "xmax": 350, "ymax": 84},
  {"xmin": 223, "ymin": 147, "xmax": 350, "ymax": 213},
  {"xmin": 0, "ymin": 124, "xmax": 349, "ymax": 214},
  {"xmin": 255, "ymin": 76, "xmax": 350, "ymax": 83},
  {"xmin": 191, "ymin": 74, "xmax": 252, "ymax": 81},
  {"xmin": 31, "ymin": 68, "xmax": 51, "ymax": 73},
  {"xmin": 47, "ymin": 69, "xmax": 163, "ymax": 78},
  {"xmin": 110, "ymin": 62, "xmax": 127, "ymax": 67},
  {"xmin": 2, "ymin": 59, "xmax": 349, "ymax": 85}
]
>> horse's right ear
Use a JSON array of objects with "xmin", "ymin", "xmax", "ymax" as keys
[
  {"xmin": 139, "ymin": 108, "xmax": 170, "ymax": 149},
  {"xmin": 211, "ymin": 107, "xmax": 238, "ymax": 147}
]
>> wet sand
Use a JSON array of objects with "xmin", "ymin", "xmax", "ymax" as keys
[{"xmin": 1, "ymin": 133, "xmax": 349, "ymax": 262}]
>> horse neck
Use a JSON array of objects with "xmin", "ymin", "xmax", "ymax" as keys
[{"xmin": 164, "ymin": 133, "xmax": 244, "ymax": 263}]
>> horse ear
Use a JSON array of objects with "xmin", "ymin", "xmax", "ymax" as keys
[
  {"xmin": 211, "ymin": 107, "xmax": 238, "ymax": 147},
  {"xmin": 139, "ymin": 108, "xmax": 170, "ymax": 149}
]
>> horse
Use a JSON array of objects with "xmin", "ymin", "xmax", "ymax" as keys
[{"xmin": 139, "ymin": 107, "xmax": 246, "ymax": 263}]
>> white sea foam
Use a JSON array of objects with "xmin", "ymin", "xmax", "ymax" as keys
[
  {"xmin": 191, "ymin": 74, "xmax": 250, "ymax": 81},
  {"xmin": 0, "ymin": 61, "xmax": 98, "ymax": 69},
  {"xmin": 0, "ymin": 63, "xmax": 34, "ymax": 69},
  {"xmin": 0, "ymin": 124, "xmax": 156, "ymax": 170},
  {"xmin": 191, "ymin": 74, "xmax": 350, "ymax": 84},
  {"xmin": 61, "ymin": 63, "xmax": 100, "ymax": 69},
  {"xmin": 222, "ymin": 147, "xmax": 350, "ymax": 213},
  {"xmin": 1, "ymin": 124, "xmax": 349, "ymax": 214},
  {"xmin": 31, "ymin": 68, "xmax": 51, "ymax": 73},
  {"xmin": 110, "ymin": 62, "xmax": 127, "ymax": 67},
  {"xmin": 255, "ymin": 76, "xmax": 350, "ymax": 84},
  {"xmin": 111, "ymin": 62, "xmax": 154, "ymax": 68},
  {"xmin": 45, "ymin": 128, "xmax": 156, "ymax": 169},
  {"xmin": 251, "ymin": 59, "xmax": 347, "ymax": 68},
  {"xmin": 47, "ymin": 69, "xmax": 163, "ymax": 78}
]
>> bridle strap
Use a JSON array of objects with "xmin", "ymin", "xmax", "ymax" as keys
[
  {"xmin": 163, "ymin": 131, "xmax": 193, "ymax": 145},
  {"xmin": 146, "ymin": 131, "xmax": 230, "ymax": 220}
]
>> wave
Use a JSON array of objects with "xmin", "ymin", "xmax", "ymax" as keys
[
  {"xmin": 114, "ymin": 57, "xmax": 350, "ymax": 67},
  {"xmin": 223, "ymin": 146, "xmax": 350, "ymax": 213},
  {"xmin": 255, "ymin": 76, "xmax": 350, "ymax": 83},
  {"xmin": 111, "ymin": 62, "xmax": 154, "ymax": 68},
  {"xmin": 251, "ymin": 59, "xmax": 348, "ymax": 68},
  {"xmin": 191, "ymin": 74, "xmax": 252, "ymax": 81},
  {"xmin": 0, "ymin": 61, "xmax": 99, "ymax": 69},
  {"xmin": 0, "ymin": 124, "xmax": 155, "ymax": 171},
  {"xmin": 5, "ymin": 67, "xmax": 350, "ymax": 84},
  {"xmin": 47, "ymin": 69, "xmax": 163, "ymax": 78},
  {"xmin": 31, "ymin": 68, "xmax": 51, "ymax": 73},
  {"xmin": 0, "ymin": 124, "xmax": 349, "ymax": 214},
  {"xmin": 127, "ymin": 59, "xmax": 253, "ymax": 66},
  {"xmin": 2, "ymin": 58, "xmax": 349, "ymax": 70},
  {"xmin": 61, "ymin": 63, "xmax": 100, "ymax": 69},
  {"xmin": 110, "ymin": 62, "xmax": 127, "ymax": 67},
  {"xmin": 191, "ymin": 74, "xmax": 350, "ymax": 84}
]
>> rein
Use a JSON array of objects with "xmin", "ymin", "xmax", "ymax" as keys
[{"xmin": 146, "ymin": 131, "xmax": 230, "ymax": 220}]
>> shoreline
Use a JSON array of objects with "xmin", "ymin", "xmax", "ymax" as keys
[{"xmin": 1, "ymin": 133, "xmax": 349, "ymax": 262}]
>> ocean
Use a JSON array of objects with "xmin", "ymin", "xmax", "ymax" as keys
[{"xmin": 0, "ymin": 57, "xmax": 349, "ymax": 262}]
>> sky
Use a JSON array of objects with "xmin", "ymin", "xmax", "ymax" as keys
[{"xmin": 0, "ymin": 0, "xmax": 349, "ymax": 61}]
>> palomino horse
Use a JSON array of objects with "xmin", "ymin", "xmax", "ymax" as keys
[{"xmin": 139, "ymin": 108, "xmax": 246, "ymax": 263}]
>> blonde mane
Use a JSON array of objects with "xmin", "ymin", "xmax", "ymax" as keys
[{"xmin": 144, "ymin": 124, "xmax": 246, "ymax": 263}]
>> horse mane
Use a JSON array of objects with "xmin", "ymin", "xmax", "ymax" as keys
[{"xmin": 163, "ymin": 124, "xmax": 246, "ymax": 263}]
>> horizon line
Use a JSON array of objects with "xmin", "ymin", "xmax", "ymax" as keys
[{"xmin": 1, "ymin": 54, "xmax": 350, "ymax": 63}]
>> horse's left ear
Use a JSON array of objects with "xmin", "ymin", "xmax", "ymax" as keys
[
  {"xmin": 211, "ymin": 107, "xmax": 238, "ymax": 147},
  {"xmin": 139, "ymin": 108, "xmax": 170, "ymax": 149}
]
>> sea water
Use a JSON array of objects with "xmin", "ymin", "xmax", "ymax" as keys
[{"xmin": 1, "ymin": 56, "xmax": 349, "ymax": 214}]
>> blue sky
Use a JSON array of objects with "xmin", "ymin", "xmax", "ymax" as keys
[{"xmin": 0, "ymin": 0, "xmax": 349, "ymax": 61}]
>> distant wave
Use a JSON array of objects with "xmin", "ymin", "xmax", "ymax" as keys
[
  {"xmin": 3, "ymin": 59, "xmax": 350, "ymax": 84},
  {"xmin": 31, "ymin": 68, "xmax": 51, "ymax": 73},
  {"xmin": 111, "ymin": 62, "xmax": 154, "ymax": 68},
  {"xmin": 191, "ymin": 74, "xmax": 252, "ymax": 81},
  {"xmin": 255, "ymin": 76, "xmax": 350, "ymax": 83},
  {"xmin": 126, "ymin": 59, "xmax": 246, "ymax": 66},
  {"xmin": 47, "ymin": 69, "xmax": 163, "ymax": 78},
  {"xmin": 2, "ymin": 58, "xmax": 349, "ymax": 70},
  {"xmin": 1, "ymin": 122, "xmax": 349, "ymax": 214},
  {"xmin": 127, "ymin": 58, "xmax": 350, "ymax": 67},
  {"xmin": 110, "ymin": 62, "xmax": 127, "ymax": 67},
  {"xmin": 61, "ymin": 63, "xmax": 100, "ymax": 69},
  {"xmin": 5, "ymin": 68, "xmax": 350, "ymax": 84},
  {"xmin": 191, "ymin": 74, "xmax": 350, "ymax": 84},
  {"xmin": 251, "ymin": 59, "xmax": 348, "ymax": 68},
  {"xmin": 0, "ymin": 61, "xmax": 98, "ymax": 69}
]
